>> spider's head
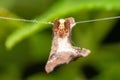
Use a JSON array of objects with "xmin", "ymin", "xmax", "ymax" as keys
[{"xmin": 53, "ymin": 17, "xmax": 75, "ymax": 38}]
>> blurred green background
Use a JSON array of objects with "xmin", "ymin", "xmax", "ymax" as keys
[{"xmin": 0, "ymin": 0, "xmax": 120, "ymax": 80}]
